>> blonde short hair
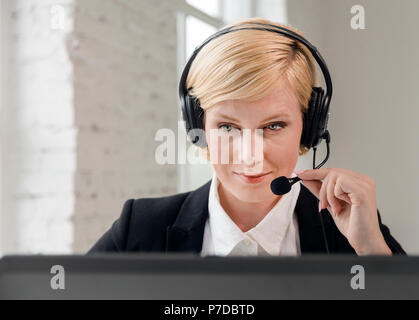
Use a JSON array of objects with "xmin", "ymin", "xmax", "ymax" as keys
[{"xmin": 186, "ymin": 18, "xmax": 317, "ymax": 156}]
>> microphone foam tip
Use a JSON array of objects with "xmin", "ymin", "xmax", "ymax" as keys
[{"xmin": 270, "ymin": 176, "xmax": 291, "ymax": 195}]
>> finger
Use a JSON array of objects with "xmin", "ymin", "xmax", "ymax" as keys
[
  {"xmin": 333, "ymin": 167, "xmax": 365, "ymax": 181},
  {"xmin": 301, "ymin": 180, "xmax": 322, "ymax": 199},
  {"xmin": 296, "ymin": 168, "xmax": 331, "ymax": 181},
  {"xmin": 334, "ymin": 176, "xmax": 353, "ymax": 204},
  {"xmin": 327, "ymin": 176, "xmax": 341, "ymax": 215},
  {"xmin": 319, "ymin": 176, "xmax": 329, "ymax": 212}
]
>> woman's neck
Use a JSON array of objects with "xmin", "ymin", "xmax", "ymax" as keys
[{"xmin": 218, "ymin": 183, "xmax": 282, "ymax": 232}]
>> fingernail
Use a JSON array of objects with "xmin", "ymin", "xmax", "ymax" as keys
[{"xmin": 296, "ymin": 170, "xmax": 305, "ymax": 175}]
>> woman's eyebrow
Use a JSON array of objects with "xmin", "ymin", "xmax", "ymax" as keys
[
  {"xmin": 259, "ymin": 114, "xmax": 291, "ymax": 122},
  {"xmin": 214, "ymin": 113, "xmax": 291, "ymax": 123}
]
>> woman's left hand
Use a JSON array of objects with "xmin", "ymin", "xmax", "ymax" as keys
[{"xmin": 296, "ymin": 168, "xmax": 392, "ymax": 255}]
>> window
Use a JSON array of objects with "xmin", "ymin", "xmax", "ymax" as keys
[
  {"xmin": 185, "ymin": 15, "xmax": 217, "ymax": 59},
  {"xmin": 186, "ymin": 0, "xmax": 221, "ymax": 19}
]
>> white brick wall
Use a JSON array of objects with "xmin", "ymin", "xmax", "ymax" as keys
[
  {"xmin": 2, "ymin": 0, "xmax": 75, "ymax": 254},
  {"xmin": 70, "ymin": 0, "xmax": 179, "ymax": 253},
  {"xmin": 1, "ymin": 0, "xmax": 180, "ymax": 254}
]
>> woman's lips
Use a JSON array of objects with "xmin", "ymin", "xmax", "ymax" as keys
[{"xmin": 233, "ymin": 171, "xmax": 272, "ymax": 184}]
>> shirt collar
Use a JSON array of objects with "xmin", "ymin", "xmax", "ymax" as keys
[{"xmin": 207, "ymin": 171, "xmax": 301, "ymax": 256}]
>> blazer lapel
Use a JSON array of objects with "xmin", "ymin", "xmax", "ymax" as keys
[
  {"xmin": 165, "ymin": 180, "xmax": 211, "ymax": 253},
  {"xmin": 295, "ymin": 184, "xmax": 335, "ymax": 253}
]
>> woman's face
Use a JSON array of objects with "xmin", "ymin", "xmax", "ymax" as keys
[{"xmin": 204, "ymin": 81, "xmax": 303, "ymax": 203}]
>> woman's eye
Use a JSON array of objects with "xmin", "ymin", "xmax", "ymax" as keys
[
  {"xmin": 218, "ymin": 124, "xmax": 238, "ymax": 133},
  {"xmin": 265, "ymin": 122, "xmax": 286, "ymax": 131}
]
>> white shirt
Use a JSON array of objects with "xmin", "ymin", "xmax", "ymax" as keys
[{"xmin": 200, "ymin": 172, "xmax": 301, "ymax": 257}]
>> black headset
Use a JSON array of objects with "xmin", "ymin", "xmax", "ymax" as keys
[{"xmin": 178, "ymin": 22, "xmax": 333, "ymax": 167}]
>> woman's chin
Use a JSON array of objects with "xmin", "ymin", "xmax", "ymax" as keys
[{"xmin": 231, "ymin": 181, "xmax": 275, "ymax": 202}]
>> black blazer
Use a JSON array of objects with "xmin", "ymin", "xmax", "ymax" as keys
[{"xmin": 87, "ymin": 180, "xmax": 406, "ymax": 255}]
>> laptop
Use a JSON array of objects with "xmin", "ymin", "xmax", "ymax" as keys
[{"xmin": 0, "ymin": 254, "xmax": 418, "ymax": 299}]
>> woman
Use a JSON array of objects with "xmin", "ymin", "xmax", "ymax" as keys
[{"xmin": 88, "ymin": 18, "xmax": 405, "ymax": 256}]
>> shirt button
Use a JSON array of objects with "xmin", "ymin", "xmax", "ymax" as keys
[{"xmin": 243, "ymin": 239, "xmax": 251, "ymax": 246}]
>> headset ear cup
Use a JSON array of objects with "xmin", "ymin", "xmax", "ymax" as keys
[
  {"xmin": 310, "ymin": 88, "xmax": 324, "ymax": 148},
  {"xmin": 318, "ymin": 92, "xmax": 329, "ymax": 138},
  {"xmin": 301, "ymin": 88, "xmax": 318, "ymax": 149},
  {"xmin": 184, "ymin": 93, "xmax": 207, "ymax": 148},
  {"xmin": 180, "ymin": 93, "xmax": 192, "ymax": 132}
]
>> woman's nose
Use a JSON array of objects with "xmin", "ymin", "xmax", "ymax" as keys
[{"xmin": 239, "ymin": 129, "xmax": 264, "ymax": 167}]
